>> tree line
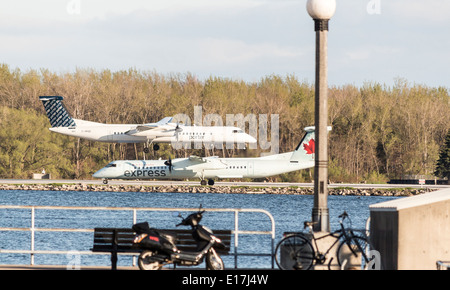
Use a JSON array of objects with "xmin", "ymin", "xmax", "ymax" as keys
[{"xmin": 0, "ymin": 64, "xmax": 448, "ymax": 182}]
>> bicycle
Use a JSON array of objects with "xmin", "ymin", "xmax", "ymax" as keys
[{"xmin": 275, "ymin": 211, "xmax": 371, "ymax": 270}]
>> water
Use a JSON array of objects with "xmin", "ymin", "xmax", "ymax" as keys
[{"xmin": 0, "ymin": 190, "xmax": 398, "ymax": 268}]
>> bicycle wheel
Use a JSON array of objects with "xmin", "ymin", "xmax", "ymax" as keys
[
  {"xmin": 336, "ymin": 236, "xmax": 370, "ymax": 270},
  {"xmin": 275, "ymin": 234, "xmax": 314, "ymax": 270}
]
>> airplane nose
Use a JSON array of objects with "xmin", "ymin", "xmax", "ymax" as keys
[
  {"xmin": 92, "ymin": 169, "xmax": 104, "ymax": 179},
  {"xmin": 247, "ymin": 135, "xmax": 257, "ymax": 144}
]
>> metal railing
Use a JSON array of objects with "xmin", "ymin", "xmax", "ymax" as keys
[{"xmin": 0, "ymin": 205, "xmax": 275, "ymax": 269}]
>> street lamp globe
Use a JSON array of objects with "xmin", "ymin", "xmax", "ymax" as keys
[{"xmin": 306, "ymin": 0, "xmax": 336, "ymax": 20}]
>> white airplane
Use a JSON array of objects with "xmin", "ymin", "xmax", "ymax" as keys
[
  {"xmin": 93, "ymin": 126, "xmax": 331, "ymax": 185},
  {"xmin": 40, "ymin": 96, "xmax": 256, "ymax": 152}
]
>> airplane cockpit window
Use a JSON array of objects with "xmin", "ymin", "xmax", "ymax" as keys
[
  {"xmin": 106, "ymin": 163, "xmax": 117, "ymax": 168},
  {"xmin": 232, "ymin": 129, "xmax": 244, "ymax": 133}
]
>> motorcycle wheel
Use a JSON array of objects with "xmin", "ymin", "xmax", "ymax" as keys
[
  {"xmin": 138, "ymin": 250, "xmax": 163, "ymax": 270},
  {"xmin": 206, "ymin": 248, "xmax": 224, "ymax": 270}
]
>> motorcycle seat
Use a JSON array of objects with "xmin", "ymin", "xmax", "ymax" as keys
[
  {"xmin": 155, "ymin": 229, "xmax": 178, "ymax": 245},
  {"xmin": 133, "ymin": 222, "xmax": 178, "ymax": 245}
]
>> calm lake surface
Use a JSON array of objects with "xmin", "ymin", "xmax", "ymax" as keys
[{"xmin": 0, "ymin": 190, "xmax": 398, "ymax": 268}]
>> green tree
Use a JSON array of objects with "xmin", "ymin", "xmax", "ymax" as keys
[
  {"xmin": 0, "ymin": 106, "xmax": 73, "ymax": 178},
  {"xmin": 435, "ymin": 131, "xmax": 450, "ymax": 180}
]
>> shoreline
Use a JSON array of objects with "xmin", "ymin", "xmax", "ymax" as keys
[{"xmin": 0, "ymin": 183, "xmax": 436, "ymax": 196}]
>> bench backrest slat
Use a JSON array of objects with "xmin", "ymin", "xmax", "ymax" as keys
[{"xmin": 92, "ymin": 228, "xmax": 231, "ymax": 253}]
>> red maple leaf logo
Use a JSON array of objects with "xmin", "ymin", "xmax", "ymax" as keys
[{"xmin": 303, "ymin": 138, "xmax": 315, "ymax": 154}]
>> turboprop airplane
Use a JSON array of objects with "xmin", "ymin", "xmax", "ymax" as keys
[
  {"xmin": 93, "ymin": 126, "xmax": 331, "ymax": 185},
  {"xmin": 40, "ymin": 96, "xmax": 256, "ymax": 152}
]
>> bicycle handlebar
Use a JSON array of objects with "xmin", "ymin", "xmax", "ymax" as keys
[
  {"xmin": 302, "ymin": 211, "xmax": 352, "ymax": 233},
  {"xmin": 338, "ymin": 211, "xmax": 348, "ymax": 220}
]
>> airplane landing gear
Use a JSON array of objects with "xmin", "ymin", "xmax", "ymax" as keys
[
  {"xmin": 102, "ymin": 179, "xmax": 108, "ymax": 185},
  {"xmin": 144, "ymin": 142, "xmax": 160, "ymax": 153},
  {"xmin": 200, "ymin": 179, "xmax": 215, "ymax": 186}
]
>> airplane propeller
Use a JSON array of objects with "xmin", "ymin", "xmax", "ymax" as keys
[
  {"xmin": 164, "ymin": 123, "xmax": 183, "ymax": 141},
  {"xmin": 164, "ymin": 157, "xmax": 173, "ymax": 173},
  {"xmin": 174, "ymin": 123, "xmax": 183, "ymax": 133},
  {"xmin": 174, "ymin": 124, "xmax": 182, "ymax": 141}
]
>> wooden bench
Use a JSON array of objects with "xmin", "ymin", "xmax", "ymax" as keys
[{"xmin": 91, "ymin": 227, "xmax": 232, "ymax": 270}]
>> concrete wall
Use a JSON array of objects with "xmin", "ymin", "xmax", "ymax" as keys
[
  {"xmin": 397, "ymin": 199, "xmax": 450, "ymax": 269},
  {"xmin": 370, "ymin": 188, "xmax": 450, "ymax": 270},
  {"xmin": 370, "ymin": 210, "xmax": 398, "ymax": 270}
]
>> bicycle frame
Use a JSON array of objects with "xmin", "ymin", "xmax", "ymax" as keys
[
  {"xmin": 306, "ymin": 211, "xmax": 367, "ymax": 266},
  {"xmin": 275, "ymin": 211, "xmax": 371, "ymax": 270}
]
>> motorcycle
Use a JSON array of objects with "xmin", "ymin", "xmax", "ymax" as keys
[{"xmin": 132, "ymin": 206, "xmax": 225, "ymax": 270}]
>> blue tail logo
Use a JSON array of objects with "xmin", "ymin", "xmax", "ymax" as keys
[{"xmin": 39, "ymin": 96, "xmax": 76, "ymax": 127}]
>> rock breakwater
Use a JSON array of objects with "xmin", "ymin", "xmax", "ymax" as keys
[{"xmin": 0, "ymin": 183, "xmax": 435, "ymax": 196}]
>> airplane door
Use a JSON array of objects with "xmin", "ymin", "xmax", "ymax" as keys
[{"xmin": 247, "ymin": 162, "xmax": 254, "ymax": 176}]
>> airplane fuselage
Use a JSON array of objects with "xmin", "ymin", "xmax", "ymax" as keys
[
  {"xmin": 50, "ymin": 120, "xmax": 145, "ymax": 143},
  {"xmin": 93, "ymin": 156, "xmax": 314, "ymax": 181},
  {"xmin": 51, "ymin": 119, "xmax": 254, "ymax": 144}
]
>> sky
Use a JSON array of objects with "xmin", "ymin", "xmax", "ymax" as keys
[{"xmin": 1, "ymin": 0, "xmax": 449, "ymax": 88}]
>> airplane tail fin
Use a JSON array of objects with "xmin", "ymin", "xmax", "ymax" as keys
[
  {"xmin": 290, "ymin": 126, "xmax": 332, "ymax": 162},
  {"xmin": 39, "ymin": 96, "xmax": 76, "ymax": 127}
]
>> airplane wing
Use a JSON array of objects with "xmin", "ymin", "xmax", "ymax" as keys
[
  {"xmin": 187, "ymin": 156, "xmax": 227, "ymax": 169},
  {"xmin": 189, "ymin": 155, "xmax": 207, "ymax": 163},
  {"xmin": 133, "ymin": 125, "xmax": 167, "ymax": 133},
  {"xmin": 155, "ymin": 117, "xmax": 173, "ymax": 125},
  {"xmin": 125, "ymin": 117, "xmax": 174, "ymax": 136}
]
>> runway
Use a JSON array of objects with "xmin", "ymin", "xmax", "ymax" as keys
[{"xmin": 0, "ymin": 179, "xmax": 447, "ymax": 190}]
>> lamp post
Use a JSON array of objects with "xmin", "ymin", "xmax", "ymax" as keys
[{"xmin": 307, "ymin": 0, "xmax": 336, "ymax": 232}]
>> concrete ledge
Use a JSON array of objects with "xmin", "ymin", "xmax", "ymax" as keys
[{"xmin": 370, "ymin": 188, "xmax": 450, "ymax": 270}]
